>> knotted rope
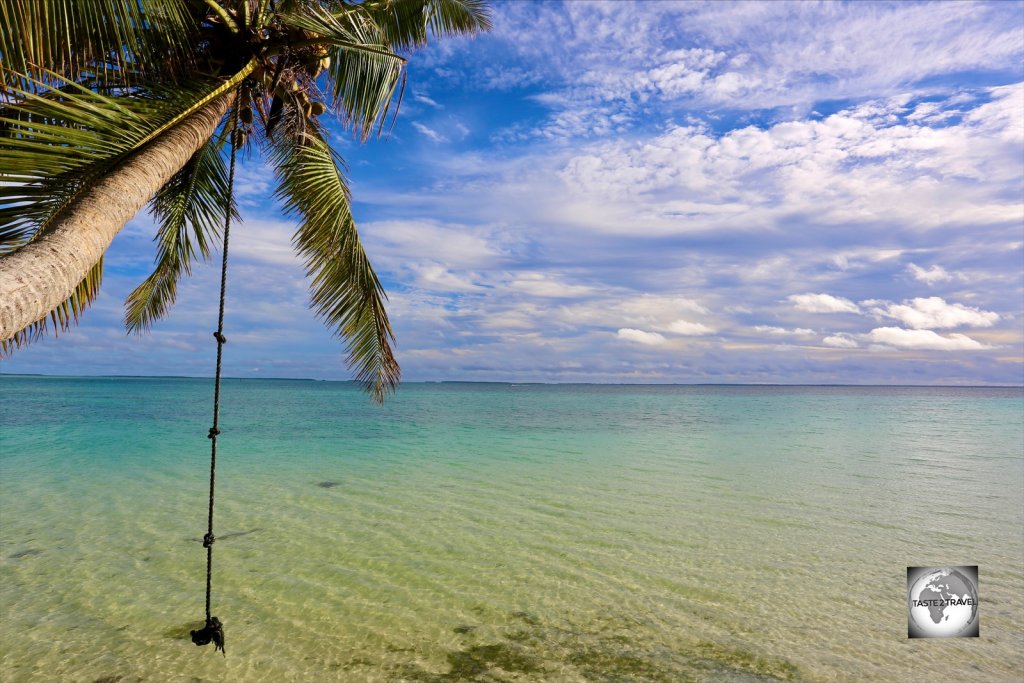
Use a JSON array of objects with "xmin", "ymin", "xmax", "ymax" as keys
[{"xmin": 190, "ymin": 97, "xmax": 241, "ymax": 657}]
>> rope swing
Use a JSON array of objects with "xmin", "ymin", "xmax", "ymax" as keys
[{"xmin": 189, "ymin": 99, "xmax": 241, "ymax": 657}]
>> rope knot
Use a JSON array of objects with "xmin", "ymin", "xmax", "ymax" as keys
[
  {"xmin": 213, "ymin": 332, "xmax": 227, "ymax": 344},
  {"xmin": 190, "ymin": 616, "xmax": 226, "ymax": 656},
  {"xmin": 202, "ymin": 532, "xmax": 216, "ymax": 548},
  {"xmin": 208, "ymin": 427, "xmax": 221, "ymax": 439}
]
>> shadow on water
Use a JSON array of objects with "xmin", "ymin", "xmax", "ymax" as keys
[
  {"xmin": 380, "ymin": 611, "xmax": 801, "ymax": 683},
  {"xmin": 162, "ymin": 621, "xmax": 205, "ymax": 640}
]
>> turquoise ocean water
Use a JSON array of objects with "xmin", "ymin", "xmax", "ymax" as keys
[{"xmin": 1, "ymin": 376, "xmax": 1022, "ymax": 682}]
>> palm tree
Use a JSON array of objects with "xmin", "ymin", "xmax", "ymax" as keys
[{"xmin": 0, "ymin": 0, "xmax": 490, "ymax": 401}]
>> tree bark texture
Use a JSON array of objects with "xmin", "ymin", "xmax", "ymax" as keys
[{"xmin": 0, "ymin": 94, "xmax": 233, "ymax": 341}]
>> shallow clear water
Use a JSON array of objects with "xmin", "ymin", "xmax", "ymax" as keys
[{"xmin": 1, "ymin": 377, "xmax": 1022, "ymax": 682}]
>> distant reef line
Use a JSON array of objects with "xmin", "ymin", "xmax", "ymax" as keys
[{"xmin": 1, "ymin": 373, "xmax": 1021, "ymax": 389}]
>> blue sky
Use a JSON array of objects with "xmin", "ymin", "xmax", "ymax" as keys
[{"xmin": 4, "ymin": 0, "xmax": 1024, "ymax": 384}]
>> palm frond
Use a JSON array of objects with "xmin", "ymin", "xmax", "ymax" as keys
[
  {"xmin": 125, "ymin": 133, "xmax": 236, "ymax": 333},
  {"xmin": 425, "ymin": 0, "xmax": 491, "ymax": 39},
  {"xmin": 0, "ymin": 257, "xmax": 103, "ymax": 355},
  {"xmin": 0, "ymin": 207, "xmax": 41, "ymax": 254},
  {"xmin": 201, "ymin": 0, "xmax": 239, "ymax": 33},
  {"xmin": 278, "ymin": 4, "xmax": 406, "ymax": 140},
  {"xmin": 0, "ymin": 0, "xmax": 196, "ymax": 92},
  {"xmin": 269, "ymin": 121, "xmax": 399, "ymax": 402},
  {"xmin": 357, "ymin": 0, "xmax": 491, "ymax": 51}
]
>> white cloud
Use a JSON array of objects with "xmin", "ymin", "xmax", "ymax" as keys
[
  {"xmin": 361, "ymin": 220, "xmax": 502, "ymax": 270},
  {"xmin": 478, "ymin": 65, "xmax": 543, "ymax": 91},
  {"xmin": 229, "ymin": 218, "xmax": 304, "ymax": 268},
  {"xmin": 233, "ymin": 160, "xmax": 275, "ymax": 204},
  {"xmin": 868, "ymin": 297, "xmax": 999, "ymax": 329},
  {"xmin": 461, "ymin": 1, "xmax": 1024, "ymax": 141},
  {"xmin": 788, "ymin": 293, "xmax": 861, "ymax": 314},
  {"xmin": 549, "ymin": 84, "xmax": 1024, "ymax": 236},
  {"xmin": 754, "ymin": 326, "xmax": 816, "ymax": 336},
  {"xmin": 822, "ymin": 334, "xmax": 859, "ymax": 349},
  {"xmin": 619, "ymin": 295, "xmax": 709, "ymax": 318},
  {"xmin": 414, "ymin": 93, "xmax": 443, "ymax": 109},
  {"xmin": 411, "ymin": 121, "xmax": 448, "ymax": 143},
  {"xmin": 867, "ymin": 327, "xmax": 992, "ymax": 351},
  {"xmin": 666, "ymin": 320, "xmax": 715, "ymax": 336},
  {"xmin": 411, "ymin": 264, "xmax": 480, "ymax": 293},
  {"xmin": 906, "ymin": 263, "xmax": 961, "ymax": 285},
  {"xmin": 542, "ymin": 296, "xmax": 713, "ymax": 337},
  {"xmin": 616, "ymin": 328, "xmax": 666, "ymax": 346},
  {"xmin": 507, "ymin": 272, "xmax": 594, "ymax": 298}
]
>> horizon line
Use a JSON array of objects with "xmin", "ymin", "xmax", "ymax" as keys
[{"xmin": 1, "ymin": 372, "xmax": 1021, "ymax": 389}]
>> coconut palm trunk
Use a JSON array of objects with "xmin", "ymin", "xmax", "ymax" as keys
[{"xmin": 0, "ymin": 95, "xmax": 232, "ymax": 340}]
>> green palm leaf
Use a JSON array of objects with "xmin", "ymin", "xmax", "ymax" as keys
[
  {"xmin": 125, "ymin": 133, "xmax": 237, "ymax": 333},
  {"xmin": 357, "ymin": 0, "xmax": 492, "ymax": 51},
  {"xmin": 426, "ymin": 0, "xmax": 491, "ymax": 38},
  {"xmin": 0, "ymin": 0, "xmax": 195, "ymax": 92},
  {"xmin": 270, "ymin": 122, "xmax": 399, "ymax": 403}
]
